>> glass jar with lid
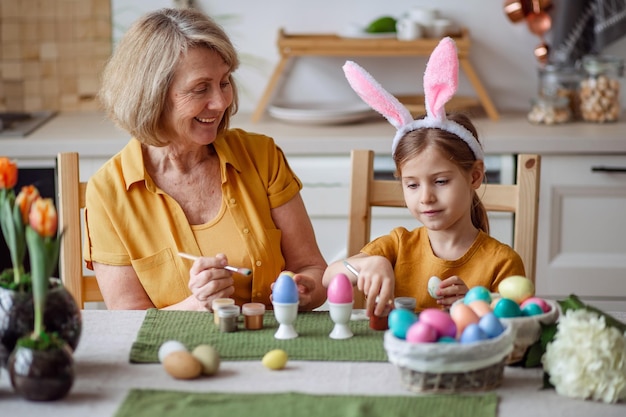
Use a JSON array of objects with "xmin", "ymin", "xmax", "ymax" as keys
[
  {"xmin": 527, "ymin": 95, "xmax": 571, "ymax": 125},
  {"xmin": 538, "ymin": 64, "xmax": 583, "ymax": 119},
  {"xmin": 579, "ymin": 55, "xmax": 624, "ymax": 123}
]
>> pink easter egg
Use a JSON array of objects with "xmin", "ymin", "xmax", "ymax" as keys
[
  {"xmin": 520, "ymin": 297, "xmax": 550, "ymax": 313},
  {"xmin": 418, "ymin": 308, "xmax": 457, "ymax": 339},
  {"xmin": 327, "ymin": 273, "xmax": 353, "ymax": 304},
  {"xmin": 406, "ymin": 321, "xmax": 438, "ymax": 343}
]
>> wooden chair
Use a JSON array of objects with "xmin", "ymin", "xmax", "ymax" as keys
[
  {"xmin": 346, "ymin": 149, "xmax": 540, "ymax": 308},
  {"xmin": 57, "ymin": 152, "xmax": 103, "ymax": 308}
]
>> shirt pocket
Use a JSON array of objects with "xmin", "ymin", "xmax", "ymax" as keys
[{"xmin": 131, "ymin": 248, "xmax": 190, "ymax": 308}]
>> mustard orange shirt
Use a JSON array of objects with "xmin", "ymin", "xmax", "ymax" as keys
[
  {"xmin": 362, "ymin": 227, "xmax": 525, "ymax": 311},
  {"xmin": 83, "ymin": 130, "xmax": 302, "ymax": 308}
]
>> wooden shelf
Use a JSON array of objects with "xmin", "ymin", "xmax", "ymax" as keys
[{"xmin": 252, "ymin": 28, "xmax": 499, "ymax": 122}]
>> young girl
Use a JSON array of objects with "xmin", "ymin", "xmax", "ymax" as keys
[{"xmin": 323, "ymin": 38, "xmax": 525, "ymax": 317}]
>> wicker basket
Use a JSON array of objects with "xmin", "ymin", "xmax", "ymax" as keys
[
  {"xmin": 384, "ymin": 325, "xmax": 514, "ymax": 393},
  {"xmin": 500, "ymin": 299, "xmax": 560, "ymax": 364}
]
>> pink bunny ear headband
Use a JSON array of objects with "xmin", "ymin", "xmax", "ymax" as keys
[{"xmin": 342, "ymin": 37, "xmax": 484, "ymax": 161}]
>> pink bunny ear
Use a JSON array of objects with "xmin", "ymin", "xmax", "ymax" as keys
[
  {"xmin": 343, "ymin": 61, "xmax": 413, "ymax": 129},
  {"xmin": 423, "ymin": 37, "xmax": 459, "ymax": 121}
]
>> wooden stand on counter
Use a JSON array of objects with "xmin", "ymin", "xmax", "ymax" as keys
[{"xmin": 252, "ymin": 28, "xmax": 500, "ymax": 122}]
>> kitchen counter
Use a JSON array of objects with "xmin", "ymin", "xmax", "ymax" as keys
[{"xmin": 2, "ymin": 111, "xmax": 626, "ymax": 161}]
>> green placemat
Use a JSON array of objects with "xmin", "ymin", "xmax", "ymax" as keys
[
  {"xmin": 130, "ymin": 309, "xmax": 387, "ymax": 363},
  {"xmin": 114, "ymin": 389, "xmax": 498, "ymax": 417}
]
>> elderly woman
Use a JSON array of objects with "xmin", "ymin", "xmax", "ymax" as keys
[{"xmin": 84, "ymin": 8, "xmax": 327, "ymax": 311}]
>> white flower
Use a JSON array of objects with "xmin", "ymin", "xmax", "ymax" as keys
[{"xmin": 542, "ymin": 309, "xmax": 626, "ymax": 403}]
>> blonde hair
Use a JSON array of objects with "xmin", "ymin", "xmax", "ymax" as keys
[
  {"xmin": 393, "ymin": 113, "xmax": 489, "ymax": 233},
  {"xmin": 98, "ymin": 8, "xmax": 240, "ymax": 146}
]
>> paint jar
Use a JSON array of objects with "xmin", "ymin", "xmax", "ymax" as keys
[
  {"xmin": 242, "ymin": 303, "xmax": 265, "ymax": 330},
  {"xmin": 394, "ymin": 297, "xmax": 417, "ymax": 312},
  {"xmin": 369, "ymin": 300, "xmax": 392, "ymax": 331},
  {"xmin": 218, "ymin": 305, "xmax": 240, "ymax": 333},
  {"xmin": 212, "ymin": 298, "xmax": 235, "ymax": 325}
]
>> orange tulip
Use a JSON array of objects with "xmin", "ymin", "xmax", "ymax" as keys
[
  {"xmin": 0, "ymin": 157, "xmax": 18, "ymax": 189},
  {"xmin": 15, "ymin": 185, "xmax": 40, "ymax": 224},
  {"xmin": 28, "ymin": 198, "xmax": 58, "ymax": 238}
]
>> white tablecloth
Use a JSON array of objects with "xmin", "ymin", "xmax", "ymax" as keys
[{"xmin": 1, "ymin": 310, "xmax": 625, "ymax": 416}]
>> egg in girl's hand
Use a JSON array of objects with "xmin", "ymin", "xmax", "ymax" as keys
[
  {"xmin": 272, "ymin": 272, "xmax": 299, "ymax": 303},
  {"xmin": 162, "ymin": 350, "xmax": 203, "ymax": 380},
  {"xmin": 427, "ymin": 276, "xmax": 442, "ymax": 299},
  {"xmin": 463, "ymin": 286, "xmax": 492, "ymax": 304},
  {"xmin": 460, "ymin": 323, "xmax": 489, "ymax": 344},
  {"xmin": 478, "ymin": 312, "xmax": 505, "ymax": 338},
  {"xmin": 498, "ymin": 275, "xmax": 534, "ymax": 304},
  {"xmin": 388, "ymin": 308, "xmax": 418, "ymax": 339},
  {"xmin": 158, "ymin": 340, "xmax": 187, "ymax": 363},
  {"xmin": 450, "ymin": 303, "xmax": 480, "ymax": 337},
  {"xmin": 327, "ymin": 273, "xmax": 353, "ymax": 304},
  {"xmin": 405, "ymin": 321, "xmax": 438, "ymax": 343},
  {"xmin": 418, "ymin": 308, "xmax": 457, "ymax": 339}
]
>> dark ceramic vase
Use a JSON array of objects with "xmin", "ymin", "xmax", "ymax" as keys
[
  {"xmin": 0, "ymin": 278, "xmax": 82, "ymax": 368},
  {"xmin": 8, "ymin": 342, "xmax": 74, "ymax": 401}
]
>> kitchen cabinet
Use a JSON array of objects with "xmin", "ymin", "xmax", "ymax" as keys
[{"xmin": 535, "ymin": 155, "xmax": 626, "ymax": 311}]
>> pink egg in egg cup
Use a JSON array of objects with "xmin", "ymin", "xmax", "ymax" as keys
[{"xmin": 327, "ymin": 274, "xmax": 354, "ymax": 339}]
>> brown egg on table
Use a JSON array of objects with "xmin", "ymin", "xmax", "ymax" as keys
[{"xmin": 162, "ymin": 350, "xmax": 203, "ymax": 380}]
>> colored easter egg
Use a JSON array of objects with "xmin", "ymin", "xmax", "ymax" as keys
[
  {"xmin": 520, "ymin": 297, "xmax": 550, "ymax": 313},
  {"xmin": 468, "ymin": 300, "xmax": 492, "ymax": 317},
  {"xmin": 498, "ymin": 275, "xmax": 535, "ymax": 304},
  {"xmin": 464, "ymin": 286, "xmax": 492, "ymax": 304},
  {"xmin": 327, "ymin": 273, "xmax": 354, "ymax": 304},
  {"xmin": 460, "ymin": 323, "xmax": 489, "ymax": 344},
  {"xmin": 493, "ymin": 298, "xmax": 522, "ymax": 318},
  {"xmin": 418, "ymin": 308, "xmax": 457, "ymax": 339},
  {"xmin": 437, "ymin": 336, "xmax": 458, "ymax": 343},
  {"xmin": 158, "ymin": 340, "xmax": 187, "ymax": 363},
  {"xmin": 191, "ymin": 344, "xmax": 221, "ymax": 376},
  {"xmin": 478, "ymin": 312, "xmax": 505, "ymax": 338},
  {"xmin": 272, "ymin": 272, "xmax": 299, "ymax": 303},
  {"xmin": 162, "ymin": 351, "xmax": 203, "ymax": 380},
  {"xmin": 262, "ymin": 349, "xmax": 288, "ymax": 370},
  {"xmin": 450, "ymin": 303, "xmax": 480, "ymax": 337},
  {"xmin": 405, "ymin": 321, "xmax": 438, "ymax": 343},
  {"xmin": 521, "ymin": 302, "xmax": 544, "ymax": 317},
  {"xmin": 427, "ymin": 276, "xmax": 442, "ymax": 299},
  {"xmin": 388, "ymin": 308, "xmax": 418, "ymax": 339}
]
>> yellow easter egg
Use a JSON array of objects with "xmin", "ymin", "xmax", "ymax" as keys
[
  {"xmin": 498, "ymin": 275, "xmax": 535, "ymax": 304},
  {"xmin": 192, "ymin": 344, "xmax": 221, "ymax": 376},
  {"xmin": 262, "ymin": 349, "xmax": 288, "ymax": 370}
]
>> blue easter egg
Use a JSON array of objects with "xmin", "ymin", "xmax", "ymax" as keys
[
  {"xmin": 388, "ymin": 308, "xmax": 418, "ymax": 339},
  {"xmin": 493, "ymin": 298, "xmax": 522, "ymax": 318},
  {"xmin": 272, "ymin": 273, "xmax": 299, "ymax": 303},
  {"xmin": 521, "ymin": 302, "xmax": 544, "ymax": 317},
  {"xmin": 463, "ymin": 286, "xmax": 492, "ymax": 305},
  {"xmin": 460, "ymin": 323, "xmax": 489, "ymax": 344},
  {"xmin": 478, "ymin": 312, "xmax": 505, "ymax": 338}
]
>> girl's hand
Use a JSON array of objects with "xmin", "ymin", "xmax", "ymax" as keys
[
  {"xmin": 188, "ymin": 253, "xmax": 235, "ymax": 309},
  {"xmin": 436, "ymin": 275, "xmax": 468, "ymax": 308},
  {"xmin": 353, "ymin": 256, "xmax": 395, "ymax": 317}
]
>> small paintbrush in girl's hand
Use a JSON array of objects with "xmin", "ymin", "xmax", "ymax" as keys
[{"xmin": 178, "ymin": 252, "xmax": 252, "ymax": 276}]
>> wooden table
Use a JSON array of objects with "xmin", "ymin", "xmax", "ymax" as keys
[
  {"xmin": 1, "ymin": 310, "xmax": 624, "ymax": 416},
  {"xmin": 252, "ymin": 28, "xmax": 500, "ymax": 122}
]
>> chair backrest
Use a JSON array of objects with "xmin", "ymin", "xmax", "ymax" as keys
[
  {"xmin": 346, "ymin": 149, "xmax": 541, "ymax": 308},
  {"xmin": 57, "ymin": 152, "xmax": 103, "ymax": 308}
]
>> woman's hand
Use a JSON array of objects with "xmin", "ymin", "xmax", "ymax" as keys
[
  {"xmin": 188, "ymin": 253, "xmax": 235, "ymax": 310},
  {"xmin": 436, "ymin": 275, "xmax": 468, "ymax": 308}
]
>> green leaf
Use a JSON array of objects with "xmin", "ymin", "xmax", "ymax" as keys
[{"xmin": 26, "ymin": 227, "xmax": 49, "ymax": 335}]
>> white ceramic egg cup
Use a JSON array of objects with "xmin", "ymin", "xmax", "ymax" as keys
[
  {"xmin": 328, "ymin": 301, "xmax": 354, "ymax": 339},
  {"xmin": 272, "ymin": 301, "xmax": 299, "ymax": 339}
]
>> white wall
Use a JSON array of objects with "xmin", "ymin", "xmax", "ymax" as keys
[{"xmin": 112, "ymin": 0, "xmax": 626, "ymax": 113}]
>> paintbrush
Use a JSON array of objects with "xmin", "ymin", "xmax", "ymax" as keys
[
  {"xmin": 178, "ymin": 252, "xmax": 252, "ymax": 276},
  {"xmin": 343, "ymin": 260, "xmax": 359, "ymax": 277}
]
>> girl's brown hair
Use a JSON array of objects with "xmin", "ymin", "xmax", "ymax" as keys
[
  {"xmin": 99, "ymin": 8, "xmax": 240, "ymax": 146},
  {"xmin": 392, "ymin": 113, "xmax": 489, "ymax": 233}
]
